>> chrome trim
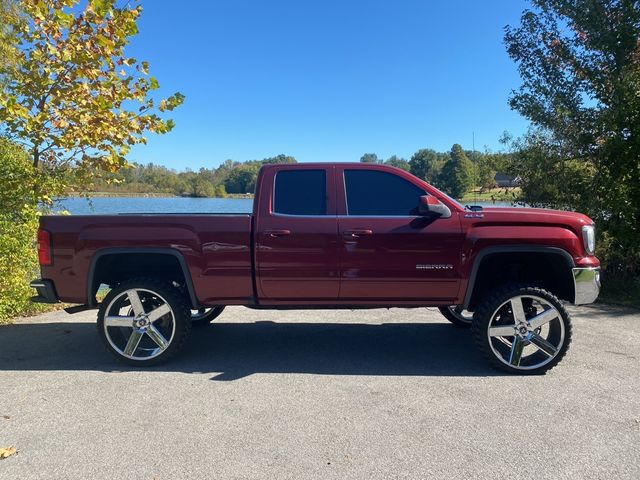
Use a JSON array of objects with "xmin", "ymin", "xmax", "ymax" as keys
[
  {"xmin": 572, "ymin": 267, "xmax": 600, "ymax": 305},
  {"xmin": 270, "ymin": 213, "xmax": 333, "ymax": 218},
  {"xmin": 337, "ymin": 215, "xmax": 423, "ymax": 218},
  {"xmin": 270, "ymin": 214, "xmax": 431, "ymax": 219}
]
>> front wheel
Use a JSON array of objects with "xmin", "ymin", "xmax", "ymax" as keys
[
  {"xmin": 472, "ymin": 285, "xmax": 572, "ymax": 374},
  {"xmin": 97, "ymin": 278, "xmax": 191, "ymax": 366}
]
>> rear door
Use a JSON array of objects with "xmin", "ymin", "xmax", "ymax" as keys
[
  {"xmin": 255, "ymin": 166, "xmax": 340, "ymax": 301},
  {"xmin": 337, "ymin": 167, "xmax": 463, "ymax": 302}
]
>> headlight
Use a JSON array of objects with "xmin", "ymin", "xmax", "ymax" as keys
[{"xmin": 582, "ymin": 225, "xmax": 595, "ymax": 255}]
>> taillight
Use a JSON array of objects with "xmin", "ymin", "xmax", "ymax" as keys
[{"xmin": 37, "ymin": 229, "xmax": 52, "ymax": 266}]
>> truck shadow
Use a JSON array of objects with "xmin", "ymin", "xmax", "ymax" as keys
[{"xmin": 0, "ymin": 320, "xmax": 502, "ymax": 379}]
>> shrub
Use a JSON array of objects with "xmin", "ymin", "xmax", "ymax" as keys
[
  {"xmin": 0, "ymin": 139, "xmax": 50, "ymax": 323},
  {"xmin": 0, "ymin": 206, "xmax": 49, "ymax": 322}
]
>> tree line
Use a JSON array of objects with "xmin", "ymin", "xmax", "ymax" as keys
[
  {"xmin": 91, "ymin": 154, "xmax": 297, "ymax": 197},
  {"xmin": 359, "ymin": 145, "xmax": 510, "ymax": 199},
  {"xmin": 91, "ymin": 147, "xmax": 509, "ymax": 199}
]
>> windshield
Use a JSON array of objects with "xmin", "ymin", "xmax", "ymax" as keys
[{"xmin": 437, "ymin": 191, "xmax": 464, "ymax": 211}]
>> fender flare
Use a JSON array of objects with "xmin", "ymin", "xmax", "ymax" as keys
[
  {"xmin": 87, "ymin": 247, "xmax": 199, "ymax": 308},
  {"xmin": 462, "ymin": 246, "xmax": 575, "ymax": 308}
]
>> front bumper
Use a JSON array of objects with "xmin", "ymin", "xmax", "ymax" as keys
[
  {"xmin": 572, "ymin": 267, "xmax": 600, "ymax": 305},
  {"xmin": 30, "ymin": 279, "xmax": 59, "ymax": 304}
]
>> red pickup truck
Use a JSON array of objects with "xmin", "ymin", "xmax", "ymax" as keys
[{"xmin": 31, "ymin": 163, "xmax": 600, "ymax": 374}]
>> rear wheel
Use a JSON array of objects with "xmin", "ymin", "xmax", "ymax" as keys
[
  {"xmin": 97, "ymin": 278, "xmax": 191, "ymax": 366},
  {"xmin": 438, "ymin": 305, "xmax": 473, "ymax": 327},
  {"xmin": 191, "ymin": 306, "xmax": 225, "ymax": 326},
  {"xmin": 472, "ymin": 285, "xmax": 572, "ymax": 374}
]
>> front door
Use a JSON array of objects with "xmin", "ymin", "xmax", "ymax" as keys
[
  {"xmin": 255, "ymin": 167, "xmax": 340, "ymax": 301},
  {"xmin": 337, "ymin": 167, "xmax": 463, "ymax": 302}
]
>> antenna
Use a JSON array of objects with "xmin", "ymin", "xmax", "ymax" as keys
[{"xmin": 473, "ymin": 132, "xmax": 478, "ymax": 205}]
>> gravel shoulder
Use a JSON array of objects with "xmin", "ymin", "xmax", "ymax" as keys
[{"xmin": 1, "ymin": 304, "xmax": 639, "ymax": 479}]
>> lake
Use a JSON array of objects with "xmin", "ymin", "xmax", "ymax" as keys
[
  {"xmin": 54, "ymin": 197, "xmax": 255, "ymax": 214},
  {"xmin": 54, "ymin": 196, "xmax": 515, "ymax": 215}
]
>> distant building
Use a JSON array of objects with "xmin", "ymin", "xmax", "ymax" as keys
[{"xmin": 494, "ymin": 173, "xmax": 521, "ymax": 188}]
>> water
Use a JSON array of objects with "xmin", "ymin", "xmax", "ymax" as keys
[
  {"xmin": 54, "ymin": 196, "xmax": 516, "ymax": 215},
  {"xmin": 54, "ymin": 196, "xmax": 255, "ymax": 215}
]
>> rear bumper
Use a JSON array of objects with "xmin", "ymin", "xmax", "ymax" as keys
[
  {"xmin": 30, "ymin": 279, "xmax": 59, "ymax": 304},
  {"xmin": 573, "ymin": 267, "xmax": 600, "ymax": 305}
]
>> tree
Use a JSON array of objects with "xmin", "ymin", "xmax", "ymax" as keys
[
  {"xmin": 224, "ymin": 166, "xmax": 258, "ymax": 194},
  {"xmin": 263, "ymin": 154, "xmax": 297, "ymax": 164},
  {"xmin": 384, "ymin": 155, "xmax": 410, "ymax": 171},
  {"xmin": 359, "ymin": 153, "xmax": 379, "ymax": 163},
  {"xmin": 213, "ymin": 184, "xmax": 227, "ymax": 198},
  {"xmin": 180, "ymin": 171, "xmax": 215, "ymax": 198},
  {"xmin": 409, "ymin": 148, "xmax": 443, "ymax": 182},
  {"xmin": 0, "ymin": 137, "xmax": 36, "ymax": 213},
  {"xmin": 438, "ymin": 144, "xmax": 474, "ymax": 199},
  {"xmin": 0, "ymin": 0, "xmax": 22, "ymax": 76},
  {"xmin": 505, "ymin": 0, "xmax": 640, "ymax": 275},
  {"xmin": 0, "ymin": 0, "xmax": 184, "ymax": 190}
]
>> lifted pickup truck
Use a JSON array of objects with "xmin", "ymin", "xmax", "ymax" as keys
[{"xmin": 31, "ymin": 163, "xmax": 600, "ymax": 373}]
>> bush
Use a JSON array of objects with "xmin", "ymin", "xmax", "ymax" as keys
[
  {"xmin": 0, "ymin": 206, "xmax": 49, "ymax": 322},
  {"xmin": 0, "ymin": 139, "xmax": 51, "ymax": 323}
]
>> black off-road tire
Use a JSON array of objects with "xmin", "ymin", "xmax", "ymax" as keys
[
  {"xmin": 438, "ymin": 306, "xmax": 473, "ymax": 328},
  {"xmin": 191, "ymin": 306, "xmax": 226, "ymax": 326},
  {"xmin": 472, "ymin": 284, "xmax": 572, "ymax": 375},
  {"xmin": 97, "ymin": 277, "xmax": 192, "ymax": 366}
]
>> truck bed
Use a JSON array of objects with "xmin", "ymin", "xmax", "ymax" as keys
[{"xmin": 39, "ymin": 214, "xmax": 254, "ymax": 306}]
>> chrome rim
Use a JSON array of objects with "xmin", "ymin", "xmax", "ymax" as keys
[
  {"xmin": 103, "ymin": 288, "xmax": 176, "ymax": 361},
  {"xmin": 191, "ymin": 308, "xmax": 213, "ymax": 321},
  {"xmin": 448, "ymin": 305, "xmax": 473, "ymax": 323},
  {"xmin": 486, "ymin": 295, "xmax": 565, "ymax": 370}
]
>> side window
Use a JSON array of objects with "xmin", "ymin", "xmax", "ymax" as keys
[
  {"xmin": 274, "ymin": 170, "xmax": 327, "ymax": 215},
  {"xmin": 344, "ymin": 170, "xmax": 425, "ymax": 216}
]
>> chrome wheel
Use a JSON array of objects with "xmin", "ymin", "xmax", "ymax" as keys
[
  {"xmin": 473, "ymin": 285, "xmax": 572, "ymax": 374},
  {"xmin": 190, "ymin": 306, "xmax": 225, "ymax": 325},
  {"xmin": 103, "ymin": 288, "xmax": 176, "ymax": 361},
  {"xmin": 486, "ymin": 294, "xmax": 565, "ymax": 371},
  {"xmin": 191, "ymin": 308, "xmax": 213, "ymax": 322},
  {"xmin": 438, "ymin": 305, "xmax": 473, "ymax": 327}
]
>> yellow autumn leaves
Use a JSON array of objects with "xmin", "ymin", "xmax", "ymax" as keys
[{"xmin": 0, "ymin": 446, "xmax": 17, "ymax": 459}]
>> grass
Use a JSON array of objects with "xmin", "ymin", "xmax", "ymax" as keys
[{"xmin": 458, "ymin": 187, "xmax": 521, "ymax": 204}]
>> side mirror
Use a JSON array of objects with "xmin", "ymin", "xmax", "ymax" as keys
[{"xmin": 418, "ymin": 195, "xmax": 451, "ymax": 218}]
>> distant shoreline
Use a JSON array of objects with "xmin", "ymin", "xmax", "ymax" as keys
[{"xmin": 64, "ymin": 192, "xmax": 254, "ymax": 199}]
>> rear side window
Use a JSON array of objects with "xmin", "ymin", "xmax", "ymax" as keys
[
  {"xmin": 344, "ymin": 170, "xmax": 425, "ymax": 216},
  {"xmin": 274, "ymin": 170, "xmax": 327, "ymax": 215}
]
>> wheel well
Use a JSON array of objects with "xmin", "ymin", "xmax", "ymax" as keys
[
  {"xmin": 89, "ymin": 252, "xmax": 196, "ymax": 308},
  {"xmin": 466, "ymin": 251, "xmax": 574, "ymax": 311}
]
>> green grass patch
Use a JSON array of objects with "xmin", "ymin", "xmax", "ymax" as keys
[{"xmin": 459, "ymin": 187, "xmax": 521, "ymax": 204}]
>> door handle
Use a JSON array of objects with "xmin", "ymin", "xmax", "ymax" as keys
[
  {"xmin": 264, "ymin": 229, "xmax": 291, "ymax": 237},
  {"xmin": 343, "ymin": 229, "xmax": 373, "ymax": 238}
]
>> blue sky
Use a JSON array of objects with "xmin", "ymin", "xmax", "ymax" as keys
[{"xmin": 127, "ymin": 0, "xmax": 530, "ymax": 170}]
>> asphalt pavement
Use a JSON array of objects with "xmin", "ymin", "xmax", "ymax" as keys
[{"xmin": 1, "ymin": 304, "xmax": 638, "ymax": 479}]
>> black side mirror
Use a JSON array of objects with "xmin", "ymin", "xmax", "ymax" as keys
[{"xmin": 418, "ymin": 195, "xmax": 452, "ymax": 218}]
